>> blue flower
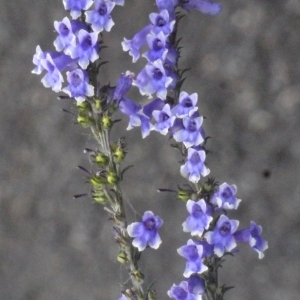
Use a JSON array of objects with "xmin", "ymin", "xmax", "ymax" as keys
[
  {"xmin": 54, "ymin": 17, "xmax": 87, "ymax": 52},
  {"xmin": 210, "ymin": 183, "xmax": 241, "ymax": 210},
  {"xmin": 168, "ymin": 281, "xmax": 201, "ymax": 300},
  {"xmin": 180, "ymin": 148, "xmax": 210, "ymax": 183},
  {"xmin": 187, "ymin": 274, "xmax": 205, "ymax": 296},
  {"xmin": 122, "ymin": 25, "xmax": 152, "ymax": 62},
  {"xmin": 171, "ymin": 92, "xmax": 199, "ymax": 118},
  {"xmin": 127, "ymin": 211, "xmax": 163, "ymax": 251},
  {"xmin": 62, "ymin": 68, "xmax": 94, "ymax": 102},
  {"xmin": 149, "ymin": 9, "xmax": 175, "ymax": 35},
  {"xmin": 63, "ymin": 0, "xmax": 93, "ymax": 19},
  {"xmin": 182, "ymin": 199, "xmax": 213, "ymax": 236},
  {"xmin": 178, "ymin": 239, "xmax": 208, "ymax": 277},
  {"xmin": 173, "ymin": 113, "xmax": 204, "ymax": 148},
  {"xmin": 85, "ymin": 0, "xmax": 116, "ymax": 33},
  {"xmin": 143, "ymin": 31, "xmax": 168, "ymax": 62},
  {"xmin": 234, "ymin": 221, "xmax": 268, "ymax": 259},
  {"xmin": 182, "ymin": 0, "xmax": 222, "ymax": 15},
  {"xmin": 113, "ymin": 71, "xmax": 134, "ymax": 101},
  {"xmin": 152, "ymin": 103, "xmax": 176, "ymax": 135},
  {"xmin": 205, "ymin": 215, "xmax": 239, "ymax": 257},
  {"xmin": 133, "ymin": 59, "xmax": 173, "ymax": 99},
  {"xmin": 66, "ymin": 29, "xmax": 99, "ymax": 69},
  {"xmin": 118, "ymin": 98, "xmax": 152, "ymax": 138}
]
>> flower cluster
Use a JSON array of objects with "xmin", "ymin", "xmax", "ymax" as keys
[
  {"xmin": 122, "ymin": 0, "xmax": 221, "ymax": 101},
  {"xmin": 172, "ymin": 182, "xmax": 268, "ymax": 299},
  {"xmin": 32, "ymin": 0, "xmax": 124, "ymax": 102}
]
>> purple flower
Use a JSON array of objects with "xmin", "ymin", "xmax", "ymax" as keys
[
  {"xmin": 118, "ymin": 97, "xmax": 152, "ymax": 138},
  {"xmin": 63, "ymin": 0, "xmax": 93, "ymax": 19},
  {"xmin": 152, "ymin": 103, "xmax": 176, "ymax": 135},
  {"xmin": 122, "ymin": 25, "xmax": 152, "ymax": 62},
  {"xmin": 172, "ymin": 92, "xmax": 199, "ymax": 118},
  {"xmin": 168, "ymin": 281, "xmax": 200, "ymax": 300},
  {"xmin": 117, "ymin": 295, "xmax": 127, "ymax": 300},
  {"xmin": 40, "ymin": 53, "xmax": 64, "ymax": 92},
  {"xmin": 180, "ymin": 148, "xmax": 210, "ymax": 183},
  {"xmin": 62, "ymin": 68, "xmax": 94, "ymax": 102},
  {"xmin": 85, "ymin": 0, "xmax": 116, "ymax": 33},
  {"xmin": 187, "ymin": 274, "xmax": 205, "ymax": 296},
  {"xmin": 173, "ymin": 114, "xmax": 204, "ymax": 148},
  {"xmin": 178, "ymin": 239, "xmax": 208, "ymax": 277},
  {"xmin": 54, "ymin": 17, "xmax": 87, "ymax": 52},
  {"xmin": 66, "ymin": 29, "xmax": 99, "ymax": 69},
  {"xmin": 182, "ymin": 199, "xmax": 213, "ymax": 236},
  {"xmin": 143, "ymin": 31, "xmax": 168, "ymax": 62},
  {"xmin": 156, "ymin": 0, "xmax": 176, "ymax": 20},
  {"xmin": 32, "ymin": 45, "xmax": 47, "ymax": 75},
  {"xmin": 234, "ymin": 221, "xmax": 268, "ymax": 259},
  {"xmin": 211, "ymin": 183, "xmax": 241, "ymax": 210},
  {"xmin": 149, "ymin": 9, "xmax": 175, "ymax": 35},
  {"xmin": 182, "ymin": 0, "xmax": 222, "ymax": 15},
  {"xmin": 133, "ymin": 59, "xmax": 173, "ymax": 99},
  {"xmin": 127, "ymin": 211, "xmax": 163, "ymax": 251},
  {"xmin": 113, "ymin": 71, "xmax": 134, "ymax": 101},
  {"xmin": 205, "ymin": 215, "xmax": 239, "ymax": 257}
]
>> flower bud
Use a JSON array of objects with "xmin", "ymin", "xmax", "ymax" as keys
[
  {"xmin": 77, "ymin": 101, "xmax": 91, "ymax": 112},
  {"xmin": 102, "ymin": 115, "xmax": 112, "ymax": 129},
  {"xmin": 178, "ymin": 186, "xmax": 193, "ymax": 202},
  {"xmin": 117, "ymin": 251, "xmax": 128, "ymax": 264},
  {"xmin": 113, "ymin": 148, "xmax": 126, "ymax": 163},
  {"xmin": 94, "ymin": 152, "xmax": 109, "ymax": 167},
  {"xmin": 90, "ymin": 174, "xmax": 106, "ymax": 187},
  {"xmin": 77, "ymin": 113, "xmax": 93, "ymax": 127},
  {"xmin": 107, "ymin": 171, "xmax": 118, "ymax": 185},
  {"xmin": 113, "ymin": 71, "xmax": 134, "ymax": 101}
]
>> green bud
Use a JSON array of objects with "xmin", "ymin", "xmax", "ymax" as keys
[
  {"xmin": 102, "ymin": 115, "xmax": 112, "ymax": 129},
  {"xmin": 94, "ymin": 98, "xmax": 102, "ymax": 111},
  {"xmin": 113, "ymin": 148, "xmax": 126, "ymax": 163},
  {"xmin": 77, "ymin": 113, "xmax": 93, "ymax": 128},
  {"xmin": 90, "ymin": 174, "xmax": 106, "ymax": 187},
  {"xmin": 117, "ymin": 251, "xmax": 128, "ymax": 264},
  {"xmin": 178, "ymin": 187, "xmax": 192, "ymax": 202},
  {"xmin": 95, "ymin": 153, "xmax": 109, "ymax": 167},
  {"xmin": 92, "ymin": 190, "xmax": 107, "ymax": 204},
  {"xmin": 107, "ymin": 171, "xmax": 118, "ymax": 185},
  {"xmin": 77, "ymin": 101, "xmax": 91, "ymax": 112}
]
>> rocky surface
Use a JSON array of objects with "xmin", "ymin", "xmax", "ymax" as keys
[{"xmin": 0, "ymin": 0, "xmax": 300, "ymax": 299}]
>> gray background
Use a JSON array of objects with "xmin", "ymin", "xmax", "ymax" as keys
[{"xmin": 0, "ymin": 0, "xmax": 300, "ymax": 299}]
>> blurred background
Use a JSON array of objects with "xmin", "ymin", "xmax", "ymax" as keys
[{"xmin": 1, "ymin": 0, "xmax": 300, "ymax": 299}]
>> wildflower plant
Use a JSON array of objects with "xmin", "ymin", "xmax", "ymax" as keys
[{"xmin": 32, "ymin": 1, "xmax": 268, "ymax": 300}]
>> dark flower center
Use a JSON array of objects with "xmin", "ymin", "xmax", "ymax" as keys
[
  {"xmin": 71, "ymin": 72, "xmax": 82, "ymax": 87},
  {"xmin": 220, "ymin": 221, "xmax": 231, "ymax": 236},
  {"xmin": 81, "ymin": 35, "xmax": 92, "ymax": 50},
  {"xmin": 59, "ymin": 23, "xmax": 69, "ymax": 36},
  {"xmin": 98, "ymin": 3, "xmax": 107, "ymax": 15},
  {"xmin": 192, "ymin": 204, "xmax": 203, "ymax": 218},
  {"xmin": 153, "ymin": 68, "xmax": 163, "ymax": 80},
  {"xmin": 183, "ymin": 97, "xmax": 192, "ymax": 107},
  {"xmin": 160, "ymin": 112, "xmax": 169, "ymax": 122},
  {"xmin": 221, "ymin": 187, "xmax": 232, "ymax": 199},
  {"xmin": 187, "ymin": 119, "xmax": 197, "ymax": 131},
  {"xmin": 156, "ymin": 16, "xmax": 166, "ymax": 27},
  {"xmin": 190, "ymin": 152, "xmax": 201, "ymax": 164},
  {"xmin": 153, "ymin": 38, "xmax": 163, "ymax": 51},
  {"xmin": 145, "ymin": 218, "xmax": 155, "ymax": 230}
]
